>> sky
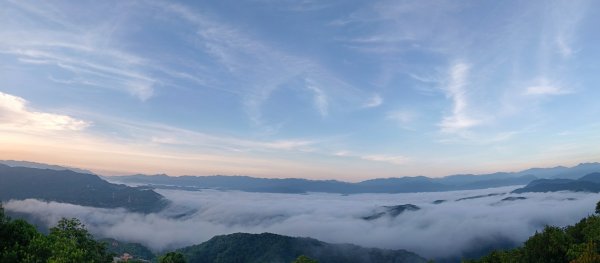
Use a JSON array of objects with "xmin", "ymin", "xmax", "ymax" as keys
[{"xmin": 1, "ymin": 0, "xmax": 600, "ymax": 180}]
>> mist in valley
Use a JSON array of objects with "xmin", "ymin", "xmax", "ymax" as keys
[{"xmin": 5, "ymin": 186, "xmax": 599, "ymax": 260}]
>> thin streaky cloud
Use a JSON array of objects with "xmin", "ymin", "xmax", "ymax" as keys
[
  {"xmin": 363, "ymin": 94, "xmax": 383, "ymax": 108},
  {"xmin": 439, "ymin": 62, "xmax": 480, "ymax": 133}
]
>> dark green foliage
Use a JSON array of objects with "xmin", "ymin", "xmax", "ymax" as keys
[
  {"xmin": 159, "ymin": 252, "xmax": 186, "ymax": 263},
  {"xmin": 595, "ymin": 201, "xmax": 600, "ymax": 215},
  {"xmin": 0, "ymin": 204, "xmax": 113, "ymax": 262},
  {"xmin": 102, "ymin": 238, "xmax": 156, "ymax": 261},
  {"xmin": 466, "ymin": 201, "xmax": 600, "ymax": 263},
  {"xmin": 0, "ymin": 164, "xmax": 168, "ymax": 213},
  {"xmin": 177, "ymin": 232, "xmax": 426, "ymax": 263},
  {"xmin": 521, "ymin": 226, "xmax": 570, "ymax": 263},
  {"xmin": 293, "ymin": 255, "xmax": 318, "ymax": 263}
]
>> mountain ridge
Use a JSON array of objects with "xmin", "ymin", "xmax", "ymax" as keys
[
  {"xmin": 107, "ymin": 162, "xmax": 600, "ymax": 194},
  {"xmin": 177, "ymin": 232, "xmax": 427, "ymax": 263},
  {"xmin": 513, "ymin": 172, "xmax": 600, "ymax": 193},
  {"xmin": 0, "ymin": 164, "xmax": 168, "ymax": 213}
]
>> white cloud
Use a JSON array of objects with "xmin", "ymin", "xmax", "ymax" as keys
[
  {"xmin": 333, "ymin": 150, "xmax": 410, "ymax": 166},
  {"xmin": 0, "ymin": 91, "xmax": 89, "ymax": 131},
  {"xmin": 306, "ymin": 82, "xmax": 329, "ymax": 117},
  {"xmin": 439, "ymin": 62, "xmax": 480, "ymax": 133},
  {"xmin": 525, "ymin": 85, "xmax": 570, "ymax": 96},
  {"xmin": 5, "ymin": 187, "xmax": 599, "ymax": 260},
  {"xmin": 363, "ymin": 94, "xmax": 383, "ymax": 108},
  {"xmin": 386, "ymin": 110, "xmax": 415, "ymax": 125},
  {"xmin": 360, "ymin": 154, "xmax": 410, "ymax": 165},
  {"xmin": 551, "ymin": 0, "xmax": 589, "ymax": 59},
  {"xmin": 263, "ymin": 140, "xmax": 315, "ymax": 151},
  {"xmin": 334, "ymin": 150, "xmax": 351, "ymax": 157},
  {"xmin": 127, "ymin": 80, "xmax": 155, "ymax": 101}
]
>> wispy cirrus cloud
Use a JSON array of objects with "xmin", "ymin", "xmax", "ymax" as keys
[
  {"xmin": 386, "ymin": 110, "xmax": 416, "ymax": 128},
  {"xmin": 0, "ymin": 1, "xmax": 158, "ymax": 101},
  {"xmin": 439, "ymin": 62, "xmax": 480, "ymax": 133},
  {"xmin": 524, "ymin": 78, "xmax": 572, "ymax": 96},
  {"xmin": 154, "ymin": 1, "xmax": 363, "ymax": 125},
  {"xmin": 305, "ymin": 81, "xmax": 329, "ymax": 117},
  {"xmin": 334, "ymin": 150, "xmax": 410, "ymax": 166},
  {"xmin": 363, "ymin": 94, "xmax": 383, "ymax": 108},
  {"xmin": 550, "ymin": 0, "xmax": 590, "ymax": 58}
]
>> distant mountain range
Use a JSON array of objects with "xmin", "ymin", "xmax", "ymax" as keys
[
  {"xmin": 0, "ymin": 164, "xmax": 168, "ymax": 213},
  {"xmin": 106, "ymin": 163, "xmax": 600, "ymax": 194},
  {"xmin": 512, "ymin": 172, "xmax": 600, "ymax": 193},
  {"xmin": 3, "ymin": 159, "xmax": 600, "ymax": 195},
  {"xmin": 176, "ymin": 232, "xmax": 427, "ymax": 263}
]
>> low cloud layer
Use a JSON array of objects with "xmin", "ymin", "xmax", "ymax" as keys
[{"xmin": 5, "ymin": 187, "xmax": 600, "ymax": 259}]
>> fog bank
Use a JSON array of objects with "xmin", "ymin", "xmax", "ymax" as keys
[{"xmin": 5, "ymin": 186, "xmax": 599, "ymax": 259}]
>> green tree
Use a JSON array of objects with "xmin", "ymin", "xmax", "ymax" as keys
[
  {"xmin": 292, "ymin": 255, "xmax": 318, "ymax": 263},
  {"xmin": 467, "ymin": 201, "xmax": 600, "ymax": 263},
  {"xmin": 1, "ymin": 209, "xmax": 113, "ymax": 263},
  {"xmin": 159, "ymin": 252, "xmax": 186, "ymax": 263},
  {"xmin": 569, "ymin": 241, "xmax": 600, "ymax": 263},
  {"xmin": 595, "ymin": 201, "xmax": 600, "ymax": 215},
  {"xmin": 45, "ymin": 218, "xmax": 112, "ymax": 263},
  {"xmin": 522, "ymin": 226, "xmax": 571, "ymax": 263}
]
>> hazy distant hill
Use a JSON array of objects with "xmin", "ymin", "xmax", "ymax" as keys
[
  {"xmin": 0, "ymin": 164, "xmax": 168, "ymax": 213},
  {"xmin": 177, "ymin": 232, "xmax": 427, "ymax": 263},
  {"xmin": 108, "ymin": 162, "xmax": 600, "ymax": 194},
  {"xmin": 5, "ymin": 159, "xmax": 600, "ymax": 194},
  {"xmin": 515, "ymin": 163, "xmax": 600, "ymax": 179},
  {"xmin": 0, "ymin": 160, "xmax": 94, "ymax": 174},
  {"xmin": 512, "ymin": 172, "xmax": 600, "ymax": 193},
  {"xmin": 108, "ymin": 173, "xmax": 532, "ymax": 194}
]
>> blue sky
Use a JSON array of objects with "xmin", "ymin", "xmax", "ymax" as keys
[{"xmin": 1, "ymin": 0, "xmax": 599, "ymax": 180}]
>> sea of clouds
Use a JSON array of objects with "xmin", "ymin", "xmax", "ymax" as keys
[{"xmin": 5, "ymin": 186, "xmax": 600, "ymax": 260}]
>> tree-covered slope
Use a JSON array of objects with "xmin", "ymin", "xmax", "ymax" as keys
[
  {"xmin": 177, "ymin": 232, "xmax": 427, "ymax": 263},
  {"xmin": 465, "ymin": 202, "xmax": 600, "ymax": 263},
  {"xmin": 102, "ymin": 238, "xmax": 156, "ymax": 261},
  {"xmin": 0, "ymin": 164, "xmax": 168, "ymax": 213},
  {"xmin": 0, "ymin": 204, "xmax": 113, "ymax": 262}
]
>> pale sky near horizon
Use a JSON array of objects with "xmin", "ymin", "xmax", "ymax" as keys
[{"xmin": 1, "ymin": 0, "xmax": 599, "ymax": 181}]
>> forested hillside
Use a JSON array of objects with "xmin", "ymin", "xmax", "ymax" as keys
[
  {"xmin": 466, "ymin": 202, "xmax": 600, "ymax": 262},
  {"xmin": 177, "ymin": 232, "xmax": 427, "ymax": 263},
  {"xmin": 0, "ymin": 204, "xmax": 113, "ymax": 262}
]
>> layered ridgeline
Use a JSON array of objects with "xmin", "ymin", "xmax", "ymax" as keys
[
  {"xmin": 0, "ymin": 160, "xmax": 94, "ymax": 174},
  {"xmin": 512, "ymin": 172, "xmax": 600, "ymax": 194},
  {"xmin": 0, "ymin": 164, "xmax": 168, "ymax": 213},
  {"xmin": 108, "ymin": 163, "xmax": 600, "ymax": 194}
]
